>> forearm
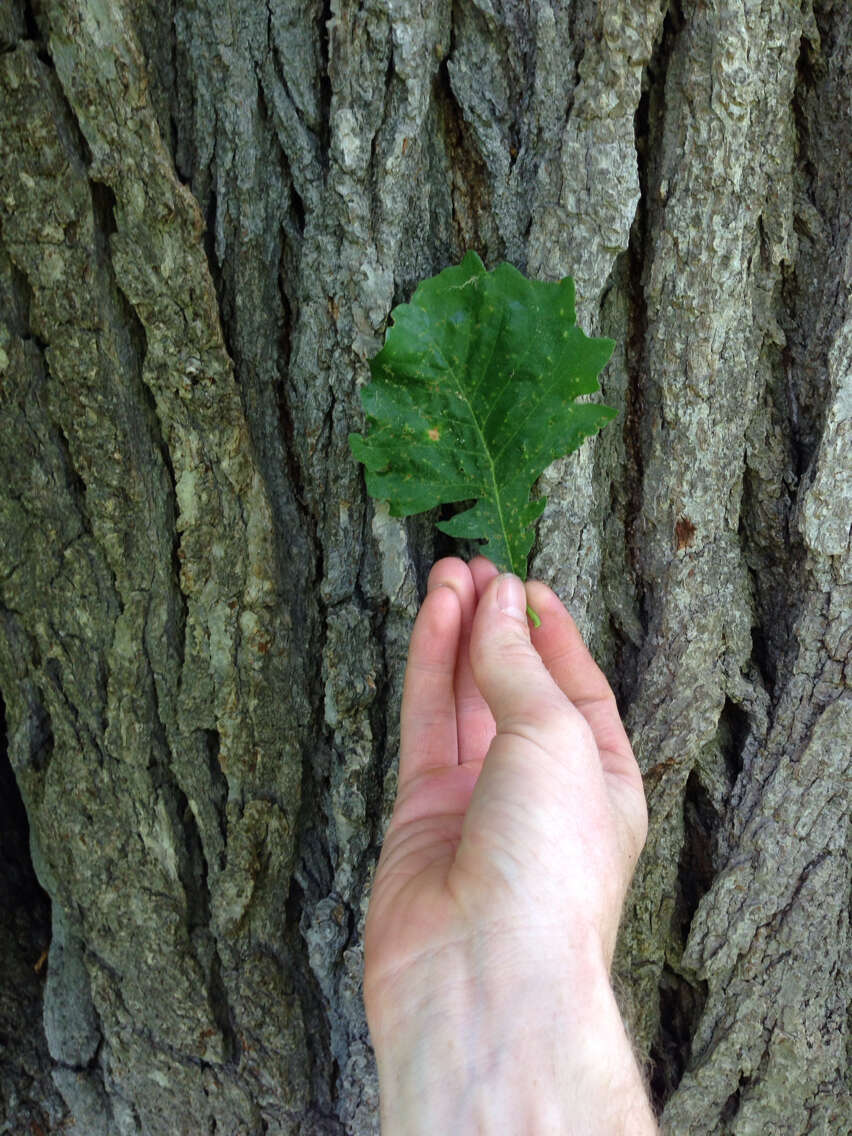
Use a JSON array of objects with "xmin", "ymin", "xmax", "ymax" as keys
[{"xmin": 372, "ymin": 952, "xmax": 658, "ymax": 1135}]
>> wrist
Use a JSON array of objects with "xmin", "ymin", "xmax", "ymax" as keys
[{"xmin": 369, "ymin": 934, "xmax": 657, "ymax": 1134}]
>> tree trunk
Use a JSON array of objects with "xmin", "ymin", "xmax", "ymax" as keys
[{"xmin": 0, "ymin": 0, "xmax": 848, "ymax": 1132}]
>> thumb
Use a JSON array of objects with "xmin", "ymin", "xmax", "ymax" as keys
[{"xmin": 470, "ymin": 573, "xmax": 573, "ymax": 750}]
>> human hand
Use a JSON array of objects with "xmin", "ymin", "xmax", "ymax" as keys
[{"xmin": 364, "ymin": 557, "xmax": 656, "ymax": 1133}]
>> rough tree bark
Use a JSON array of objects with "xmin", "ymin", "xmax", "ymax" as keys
[{"xmin": 0, "ymin": 0, "xmax": 848, "ymax": 1132}]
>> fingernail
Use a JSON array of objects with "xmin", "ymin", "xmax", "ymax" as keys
[{"xmin": 496, "ymin": 574, "xmax": 527, "ymax": 621}]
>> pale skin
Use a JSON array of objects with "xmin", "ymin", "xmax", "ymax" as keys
[{"xmin": 363, "ymin": 556, "xmax": 658, "ymax": 1134}]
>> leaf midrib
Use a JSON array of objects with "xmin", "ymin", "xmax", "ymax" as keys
[
  {"xmin": 451, "ymin": 368, "xmax": 514, "ymax": 575},
  {"xmin": 428, "ymin": 299, "xmax": 515, "ymax": 572}
]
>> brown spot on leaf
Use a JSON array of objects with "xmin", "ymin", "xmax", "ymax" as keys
[
  {"xmin": 675, "ymin": 516, "xmax": 696, "ymax": 550},
  {"xmin": 428, "ymin": 427, "xmax": 440, "ymax": 441}
]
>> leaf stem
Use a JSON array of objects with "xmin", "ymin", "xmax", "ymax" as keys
[{"xmin": 526, "ymin": 604, "xmax": 541, "ymax": 629}]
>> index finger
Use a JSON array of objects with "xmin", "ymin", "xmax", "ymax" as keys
[
  {"xmin": 427, "ymin": 556, "xmax": 499, "ymax": 765},
  {"xmin": 399, "ymin": 583, "xmax": 462, "ymax": 788}
]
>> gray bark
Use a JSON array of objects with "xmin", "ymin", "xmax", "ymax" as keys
[{"xmin": 0, "ymin": 0, "xmax": 848, "ymax": 1132}]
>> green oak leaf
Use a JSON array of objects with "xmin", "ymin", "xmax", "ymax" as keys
[{"xmin": 349, "ymin": 250, "xmax": 616, "ymax": 580}]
